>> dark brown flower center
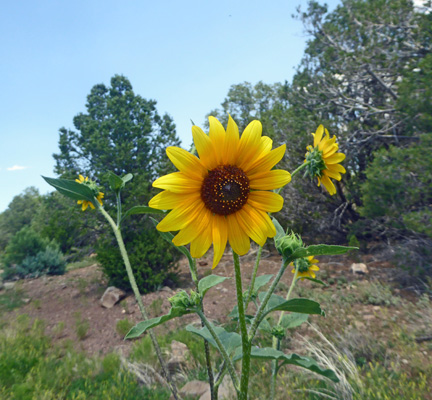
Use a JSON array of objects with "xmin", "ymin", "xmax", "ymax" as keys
[{"xmin": 201, "ymin": 165, "xmax": 250, "ymax": 215}]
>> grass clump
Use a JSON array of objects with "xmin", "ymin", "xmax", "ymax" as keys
[{"xmin": 116, "ymin": 318, "xmax": 134, "ymax": 337}]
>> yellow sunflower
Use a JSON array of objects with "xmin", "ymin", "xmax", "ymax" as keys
[
  {"xmin": 149, "ymin": 116, "xmax": 292, "ymax": 268},
  {"xmin": 75, "ymin": 175, "xmax": 104, "ymax": 211},
  {"xmin": 305, "ymin": 125, "xmax": 346, "ymax": 195},
  {"xmin": 291, "ymin": 256, "xmax": 319, "ymax": 280}
]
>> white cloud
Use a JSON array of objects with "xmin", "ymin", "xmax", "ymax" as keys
[{"xmin": 7, "ymin": 165, "xmax": 28, "ymax": 171}]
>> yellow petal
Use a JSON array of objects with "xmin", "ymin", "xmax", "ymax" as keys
[
  {"xmin": 212, "ymin": 215, "xmax": 228, "ymax": 269},
  {"xmin": 166, "ymin": 147, "xmax": 207, "ymax": 179},
  {"xmin": 309, "ymin": 271, "xmax": 316, "ymax": 279},
  {"xmin": 247, "ymin": 191, "xmax": 284, "ymax": 213},
  {"xmin": 156, "ymin": 198, "xmax": 203, "ymax": 231},
  {"xmin": 153, "ymin": 172, "xmax": 202, "ymax": 193},
  {"xmin": 227, "ymin": 214, "xmax": 250, "ymax": 256},
  {"xmin": 208, "ymin": 116, "xmax": 226, "ymax": 165},
  {"xmin": 327, "ymin": 163, "xmax": 346, "ymax": 174},
  {"xmin": 192, "ymin": 125, "xmax": 218, "ymax": 170},
  {"xmin": 323, "ymin": 169, "xmax": 342, "ymax": 181},
  {"xmin": 236, "ymin": 205, "xmax": 267, "ymax": 246},
  {"xmin": 255, "ymin": 208, "xmax": 277, "ymax": 238},
  {"xmin": 172, "ymin": 208, "xmax": 212, "ymax": 246},
  {"xmin": 149, "ymin": 191, "xmax": 199, "ymax": 210},
  {"xmin": 310, "ymin": 265, "xmax": 320, "ymax": 271},
  {"xmin": 320, "ymin": 175, "xmax": 337, "ymax": 195},
  {"xmin": 190, "ymin": 223, "xmax": 213, "ymax": 258},
  {"xmin": 246, "ymin": 144, "xmax": 286, "ymax": 175},
  {"xmin": 89, "ymin": 202, "xmax": 95, "ymax": 209},
  {"xmin": 223, "ymin": 115, "xmax": 240, "ymax": 165},
  {"xmin": 82, "ymin": 201, "xmax": 89, "ymax": 211},
  {"xmin": 325, "ymin": 153, "xmax": 346, "ymax": 164},
  {"xmin": 239, "ymin": 134, "xmax": 273, "ymax": 172},
  {"xmin": 249, "ymin": 170, "xmax": 291, "ymax": 190},
  {"xmin": 236, "ymin": 120, "xmax": 263, "ymax": 169},
  {"xmin": 314, "ymin": 125, "xmax": 324, "ymax": 147}
]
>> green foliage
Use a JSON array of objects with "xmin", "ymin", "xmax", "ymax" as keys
[
  {"xmin": 116, "ymin": 318, "xmax": 134, "ymax": 337},
  {"xmin": 74, "ymin": 312, "xmax": 90, "ymax": 341},
  {"xmin": 53, "ymin": 75, "xmax": 181, "ymax": 292},
  {"xmin": 97, "ymin": 226, "xmax": 178, "ymax": 293},
  {"xmin": 0, "ymin": 316, "xmax": 169, "ymax": 399},
  {"xmin": 0, "ymin": 286, "xmax": 24, "ymax": 313},
  {"xmin": 0, "ymin": 187, "xmax": 41, "ymax": 252},
  {"xmin": 18, "ymin": 244, "xmax": 66, "ymax": 278}
]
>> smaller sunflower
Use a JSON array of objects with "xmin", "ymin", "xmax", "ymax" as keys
[
  {"xmin": 291, "ymin": 256, "xmax": 319, "ymax": 280},
  {"xmin": 75, "ymin": 175, "xmax": 104, "ymax": 211},
  {"xmin": 304, "ymin": 125, "xmax": 346, "ymax": 195}
]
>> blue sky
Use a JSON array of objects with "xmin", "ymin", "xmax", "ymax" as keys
[{"xmin": 0, "ymin": 0, "xmax": 341, "ymax": 212}]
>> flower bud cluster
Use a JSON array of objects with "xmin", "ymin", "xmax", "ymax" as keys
[
  {"xmin": 168, "ymin": 290, "xmax": 201, "ymax": 311},
  {"xmin": 304, "ymin": 146, "xmax": 326, "ymax": 179},
  {"xmin": 271, "ymin": 325, "xmax": 285, "ymax": 341},
  {"xmin": 275, "ymin": 232, "xmax": 303, "ymax": 261}
]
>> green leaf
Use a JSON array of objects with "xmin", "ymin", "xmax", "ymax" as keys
[
  {"xmin": 291, "ymin": 244, "xmax": 358, "ymax": 259},
  {"xmin": 257, "ymin": 317, "xmax": 272, "ymax": 334},
  {"xmin": 198, "ymin": 275, "xmax": 229, "ymax": 297},
  {"xmin": 234, "ymin": 347, "xmax": 338, "ymax": 382},
  {"xmin": 42, "ymin": 176, "xmax": 95, "ymax": 202},
  {"xmin": 123, "ymin": 206, "xmax": 166, "ymax": 221},
  {"xmin": 258, "ymin": 293, "xmax": 324, "ymax": 317},
  {"xmin": 280, "ymin": 313, "xmax": 309, "ymax": 329},
  {"xmin": 150, "ymin": 218, "xmax": 194, "ymax": 266},
  {"xmin": 108, "ymin": 171, "xmax": 125, "ymax": 193},
  {"xmin": 186, "ymin": 324, "xmax": 241, "ymax": 355},
  {"xmin": 272, "ymin": 217, "xmax": 286, "ymax": 241},
  {"xmin": 122, "ymin": 173, "xmax": 133, "ymax": 184},
  {"xmin": 303, "ymin": 277, "xmax": 326, "ymax": 286},
  {"xmin": 251, "ymin": 274, "xmax": 273, "ymax": 292},
  {"xmin": 125, "ymin": 307, "xmax": 188, "ymax": 339}
]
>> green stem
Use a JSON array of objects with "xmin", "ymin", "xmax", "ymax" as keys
[
  {"xmin": 97, "ymin": 205, "xmax": 181, "ymax": 400},
  {"xmin": 191, "ymin": 258, "xmax": 215, "ymax": 400},
  {"xmin": 233, "ymin": 252, "xmax": 250, "ymax": 400},
  {"xmin": 244, "ymin": 246, "xmax": 263, "ymax": 308},
  {"xmin": 276, "ymin": 161, "xmax": 310, "ymax": 195},
  {"xmin": 248, "ymin": 260, "xmax": 289, "ymax": 341},
  {"xmin": 196, "ymin": 309, "xmax": 240, "ymax": 394},
  {"xmin": 270, "ymin": 263, "xmax": 299, "ymax": 400}
]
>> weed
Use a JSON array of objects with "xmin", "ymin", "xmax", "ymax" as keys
[
  {"xmin": 116, "ymin": 318, "xmax": 134, "ymax": 337},
  {"xmin": 356, "ymin": 281, "xmax": 400, "ymax": 306},
  {"xmin": 0, "ymin": 287, "xmax": 24, "ymax": 313},
  {"xmin": 73, "ymin": 312, "xmax": 90, "ymax": 340},
  {"xmin": 66, "ymin": 257, "xmax": 97, "ymax": 272},
  {"xmin": 150, "ymin": 298, "xmax": 163, "ymax": 317}
]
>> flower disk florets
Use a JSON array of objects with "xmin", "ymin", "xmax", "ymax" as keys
[{"xmin": 201, "ymin": 165, "xmax": 250, "ymax": 215}]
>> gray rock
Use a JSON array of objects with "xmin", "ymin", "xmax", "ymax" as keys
[
  {"xmin": 100, "ymin": 286, "xmax": 126, "ymax": 308},
  {"xmin": 167, "ymin": 340, "xmax": 189, "ymax": 374},
  {"xmin": 180, "ymin": 380, "xmax": 208, "ymax": 397},
  {"xmin": 3, "ymin": 282, "xmax": 15, "ymax": 290},
  {"xmin": 200, "ymin": 376, "xmax": 235, "ymax": 400},
  {"xmin": 350, "ymin": 263, "xmax": 369, "ymax": 275}
]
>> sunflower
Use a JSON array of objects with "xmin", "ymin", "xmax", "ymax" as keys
[
  {"xmin": 75, "ymin": 175, "xmax": 104, "ymax": 211},
  {"xmin": 304, "ymin": 125, "xmax": 346, "ymax": 195},
  {"xmin": 291, "ymin": 256, "xmax": 319, "ymax": 280},
  {"xmin": 149, "ymin": 116, "xmax": 291, "ymax": 268}
]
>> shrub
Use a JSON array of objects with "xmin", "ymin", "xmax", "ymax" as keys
[{"xmin": 97, "ymin": 225, "xmax": 179, "ymax": 293}]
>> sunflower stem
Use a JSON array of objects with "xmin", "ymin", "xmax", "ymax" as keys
[
  {"xmin": 97, "ymin": 205, "xmax": 181, "ymax": 400},
  {"xmin": 270, "ymin": 263, "xmax": 299, "ymax": 400},
  {"xmin": 233, "ymin": 251, "xmax": 251, "ymax": 400},
  {"xmin": 248, "ymin": 260, "xmax": 289, "ymax": 341},
  {"xmin": 191, "ymin": 258, "xmax": 215, "ymax": 400},
  {"xmin": 244, "ymin": 245, "xmax": 263, "ymax": 308},
  {"xmin": 196, "ymin": 309, "xmax": 240, "ymax": 394}
]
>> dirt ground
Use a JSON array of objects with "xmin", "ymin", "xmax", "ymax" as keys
[{"xmin": 3, "ymin": 247, "xmax": 396, "ymax": 356}]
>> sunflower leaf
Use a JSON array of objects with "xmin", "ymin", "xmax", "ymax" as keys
[
  {"xmin": 108, "ymin": 171, "xmax": 125, "ymax": 193},
  {"xmin": 233, "ymin": 348, "xmax": 339, "ymax": 382},
  {"xmin": 125, "ymin": 307, "xmax": 189, "ymax": 339},
  {"xmin": 123, "ymin": 206, "xmax": 166, "ymax": 222},
  {"xmin": 198, "ymin": 275, "xmax": 229, "ymax": 297},
  {"xmin": 42, "ymin": 176, "xmax": 95, "ymax": 202},
  {"xmin": 150, "ymin": 217, "xmax": 194, "ymax": 266},
  {"xmin": 186, "ymin": 324, "xmax": 241, "ymax": 355},
  {"xmin": 258, "ymin": 293, "xmax": 324, "ymax": 317},
  {"xmin": 303, "ymin": 277, "xmax": 327, "ymax": 286},
  {"xmin": 280, "ymin": 313, "xmax": 309, "ymax": 329},
  {"xmin": 291, "ymin": 244, "xmax": 358, "ymax": 260},
  {"xmin": 251, "ymin": 274, "xmax": 273, "ymax": 292},
  {"xmin": 272, "ymin": 217, "xmax": 286, "ymax": 241}
]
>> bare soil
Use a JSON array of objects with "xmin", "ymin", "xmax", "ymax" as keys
[{"xmin": 2, "ymin": 248, "xmax": 396, "ymax": 357}]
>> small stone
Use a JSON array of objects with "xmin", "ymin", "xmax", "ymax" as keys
[
  {"xmin": 402, "ymin": 359, "xmax": 409, "ymax": 365},
  {"xmin": 100, "ymin": 286, "xmax": 126, "ymax": 308},
  {"xmin": 198, "ymin": 261, "xmax": 208, "ymax": 266},
  {"xmin": 221, "ymin": 288, "xmax": 228, "ymax": 293},
  {"xmin": 3, "ymin": 282, "xmax": 15, "ymax": 290},
  {"xmin": 159, "ymin": 286, "xmax": 173, "ymax": 293},
  {"xmin": 350, "ymin": 263, "xmax": 369, "ymax": 275},
  {"xmin": 22, "ymin": 298, "xmax": 31, "ymax": 304},
  {"xmin": 363, "ymin": 314, "xmax": 375, "ymax": 321},
  {"xmin": 200, "ymin": 376, "xmax": 235, "ymax": 399}
]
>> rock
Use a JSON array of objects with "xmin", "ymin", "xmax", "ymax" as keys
[
  {"xmin": 350, "ymin": 263, "xmax": 369, "ymax": 275},
  {"xmin": 200, "ymin": 376, "xmax": 235, "ymax": 400},
  {"xmin": 198, "ymin": 261, "xmax": 208, "ymax": 266},
  {"xmin": 100, "ymin": 286, "xmax": 126, "ymax": 308},
  {"xmin": 3, "ymin": 282, "xmax": 15, "ymax": 290},
  {"xmin": 167, "ymin": 340, "xmax": 189, "ymax": 374},
  {"xmin": 159, "ymin": 286, "xmax": 173, "ymax": 293},
  {"xmin": 179, "ymin": 380, "xmax": 208, "ymax": 397},
  {"xmin": 22, "ymin": 298, "xmax": 31, "ymax": 304}
]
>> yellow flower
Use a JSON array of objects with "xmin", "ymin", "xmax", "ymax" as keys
[
  {"xmin": 291, "ymin": 256, "xmax": 319, "ymax": 280},
  {"xmin": 149, "ymin": 116, "xmax": 292, "ymax": 268},
  {"xmin": 305, "ymin": 125, "xmax": 346, "ymax": 195},
  {"xmin": 75, "ymin": 175, "xmax": 104, "ymax": 211}
]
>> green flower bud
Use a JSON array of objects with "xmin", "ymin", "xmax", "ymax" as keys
[
  {"xmin": 271, "ymin": 325, "xmax": 285, "ymax": 341},
  {"xmin": 275, "ymin": 232, "xmax": 303, "ymax": 261},
  {"xmin": 304, "ymin": 146, "xmax": 327, "ymax": 179},
  {"xmin": 168, "ymin": 290, "xmax": 191, "ymax": 310},
  {"xmin": 189, "ymin": 290, "xmax": 202, "ymax": 306}
]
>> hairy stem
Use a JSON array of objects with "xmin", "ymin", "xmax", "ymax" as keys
[{"xmin": 98, "ymin": 205, "xmax": 181, "ymax": 400}]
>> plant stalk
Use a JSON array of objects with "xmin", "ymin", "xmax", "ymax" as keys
[{"xmin": 97, "ymin": 205, "xmax": 181, "ymax": 400}]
